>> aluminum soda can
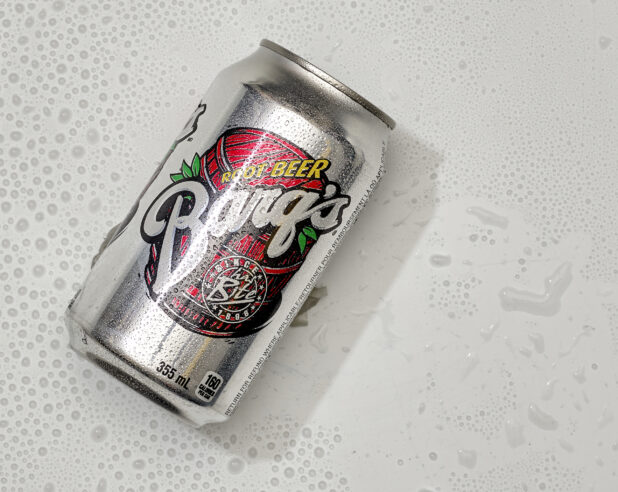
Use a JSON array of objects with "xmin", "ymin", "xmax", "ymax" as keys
[{"xmin": 66, "ymin": 39, "xmax": 395, "ymax": 426}]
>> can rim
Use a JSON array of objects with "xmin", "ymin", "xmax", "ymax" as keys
[{"xmin": 260, "ymin": 39, "xmax": 396, "ymax": 130}]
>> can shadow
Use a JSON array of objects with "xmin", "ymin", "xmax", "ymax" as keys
[{"xmin": 200, "ymin": 126, "xmax": 441, "ymax": 460}]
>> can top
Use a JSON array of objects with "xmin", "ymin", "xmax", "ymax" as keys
[{"xmin": 260, "ymin": 39, "xmax": 396, "ymax": 130}]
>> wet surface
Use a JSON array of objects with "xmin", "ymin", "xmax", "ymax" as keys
[{"xmin": 1, "ymin": 1, "xmax": 618, "ymax": 490}]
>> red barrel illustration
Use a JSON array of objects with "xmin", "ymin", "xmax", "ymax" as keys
[{"xmin": 144, "ymin": 128, "xmax": 333, "ymax": 337}]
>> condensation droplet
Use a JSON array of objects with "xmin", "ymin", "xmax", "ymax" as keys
[
  {"xmin": 528, "ymin": 403, "xmax": 558, "ymax": 430},
  {"xmin": 96, "ymin": 478, "xmax": 107, "ymax": 492},
  {"xmin": 598, "ymin": 407, "xmax": 614, "ymax": 429},
  {"xmin": 480, "ymin": 322, "xmax": 498, "ymax": 341},
  {"xmin": 599, "ymin": 36, "xmax": 613, "ymax": 49},
  {"xmin": 87, "ymin": 128, "xmax": 100, "ymax": 144},
  {"xmin": 528, "ymin": 332, "xmax": 545, "ymax": 353},
  {"xmin": 72, "ymin": 145, "xmax": 85, "ymax": 158},
  {"xmin": 58, "ymin": 108, "xmax": 72, "ymax": 123},
  {"xmin": 573, "ymin": 365, "xmax": 586, "ymax": 383},
  {"xmin": 505, "ymin": 417, "xmax": 525, "ymax": 447},
  {"xmin": 457, "ymin": 449, "xmax": 477, "ymax": 469},
  {"xmin": 89, "ymin": 198, "xmax": 102, "ymax": 213},
  {"xmin": 90, "ymin": 424, "xmax": 108, "ymax": 442},
  {"xmin": 429, "ymin": 254, "xmax": 451, "ymax": 267},
  {"xmin": 467, "ymin": 206, "xmax": 509, "ymax": 228},
  {"xmin": 541, "ymin": 379, "xmax": 557, "ymax": 400},
  {"xmin": 499, "ymin": 263, "xmax": 572, "ymax": 316},
  {"xmin": 227, "ymin": 457, "xmax": 245, "ymax": 475},
  {"xmin": 309, "ymin": 324, "xmax": 329, "ymax": 353},
  {"xmin": 461, "ymin": 352, "xmax": 479, "ymax": 380},
  {"xmin": 16, "ymin": 218, "xmax": 29, "ymax": 232}
]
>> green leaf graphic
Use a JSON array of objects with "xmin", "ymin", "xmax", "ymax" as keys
[
  {"xmin": 181, "ymin": 160, "xmax": 192, "ymax": 178},
  {"xmin": 184, "ymin": 195, "xmax": 192, "ymax": 200},
  {"xmin": 191, "ymin": 153, "xmax": 200, "ymax": 177},
  {"xmin": 298, "ymin": 232, "xmax": 307, "ymax": 254},
  {"xmin": 303, "ymin": 226, "xmax": 317, "ymax": 241},
  {"xmin": 170, "ymin": 173, "xmax": 184, "ymax": 182}
]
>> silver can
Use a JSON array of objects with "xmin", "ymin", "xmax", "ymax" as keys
[{"xmin": 66, "ymin": 39, "xmax": 395, "ymax": 426}]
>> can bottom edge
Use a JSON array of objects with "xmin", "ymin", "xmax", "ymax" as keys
[{"xmin": 65, "ymin": 311, "xmax": 229, "ymax": 428}]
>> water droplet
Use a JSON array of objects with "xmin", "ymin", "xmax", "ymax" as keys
[
  {"xmin": 429, "ymin": 254, "xmax": 451, "ymax": 267},
  {"xmin": 541, "ymin": 379, "xmax": 557, "ymax": 400},
  {"xmin": 499, "ymin": 263, "xmax": 572, "ymax": 316},
  {"xmin": 309, "ymin": 324, "xmax": 329, "ymax": 353},
  {"xmin": 58, "ymin": 108, "xmax": 72, "ymax": 123},
  {"xmin": 96, "ymin": 477, "xmax": 107, "ymax": 492},
  {"xmin": 528, "ymin": 403, "xmax": 558, "ymax": 430},
  {"xmin": 558, "ymin": 439, "xmax": 574, "ymax": 453},
  {"xmin": 461, "ymin": 352, "xmax": 479, "ymax": 380},
  {"xmin": 598, "ymin": 407, "xmax": 614, "ymax": 429},
  {"xmin": 35, "ymin": 238, "xmax": 48, "ymax": 251},
  {"xmin": 467, "ymin": 206, "xmax": 509, "ymax": 228},
  {"xmin": 89, "ymin": 198, "xmax": 102, "ymax": 213},
  {"xmin": 479, "ymin": 322, "xmax": 498, "ymax": 341},
  {"xmin": 457, "ymin": 449, "xmax": 477, "ymax": 469},
  {"xmin": 528, "ymin": 333, "xmax": 545, "ymax": 353},
  {"xmin": 558, "ymin": 324, "xmax": 593, "ymax": 357},
  {"xmin": 573, "ymin": 365, "xmax": 586, "ymax": 383},
  {"xmin": 599, "ymin": 36, "xmax": 613, "ymax": 49},
  {"xmin": 72, "ymin": 145, "xmax": 85, "ymax": 158},
  {"xmin": 505, "ymin": 417, "xmax": 525, "ymax": 447},
  {"xmin": 87, "ymin": 128, "xmax": 100, "ymax": 144},
  {"xmin": 16, "ymin": 218, "xmax": 29, "ymax": 232},
  {"xmin": 227, "ymin": 457, "xmax": 245, "ymax": 474},
  {"xmin": 90, "ymin": 424, "xmax": 108, "ymax": 442}
]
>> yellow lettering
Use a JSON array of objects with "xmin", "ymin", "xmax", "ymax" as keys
[
  {"xmin": 243, "ymin": 166, "xmax": 256, "ymax": 178},
  {"xmin": 271, "ymin": 161, "xmax": 287, "ymax": 177},
  {"xmin": 221, "ymin": 171, "xmax": 231, "ymax": 183},
  {"xmin": 296, "ymin": 159, "xmax": 313, "ymax": 178},
  {"xmin": 231, "ymin": 169, "xmax": 242, "ymax": 180},
  {"xmin": 284, "ymin": 160, "xmax": 301, "ymax": 177},
  {"xmin": 256, "ymin": 162, "xmax": 268, "ymax": 177},
  {"xmin": 306, "ymin": 159, "xmax": 330, "ymax": 179}
]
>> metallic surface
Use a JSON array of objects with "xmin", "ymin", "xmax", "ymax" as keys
[
  {"xmin": 259, "ymin": 39, "xmax": 396, "ymax": 130},
  {"xmin": 66, "ymin": 40, "xmax": 393, "ymax": 426}
]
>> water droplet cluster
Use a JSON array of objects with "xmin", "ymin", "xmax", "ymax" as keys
[
  {"xmin": 428, "ymin": 274, "xmax": 481, "ymax": 319},
  {"xmin": 448, "ymin": 452, "xmax": 582, "ymax": 492}
]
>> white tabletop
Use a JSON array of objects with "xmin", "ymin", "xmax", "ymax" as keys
[{"xmin": 1, "ymin": 1, "xmax": 617, "ymax": 491}]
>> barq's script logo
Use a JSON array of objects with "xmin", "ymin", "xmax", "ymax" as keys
[{"xmin": 138, "ymin": 127, "xmax": 350, "ymax": 336}]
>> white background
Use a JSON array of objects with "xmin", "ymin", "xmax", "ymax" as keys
[{"xmin": 1, "ymin": 1, "xmax": 618, "ymax": 491}]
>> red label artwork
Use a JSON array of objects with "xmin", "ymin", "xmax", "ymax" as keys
[{"xmin": 140, "ymin": 127, "xmax": 350, "ymax": 337}]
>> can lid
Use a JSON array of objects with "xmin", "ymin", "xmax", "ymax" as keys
[{"xmin": 260, "ymin": 39, "xmax": 396, "ymax": 130}]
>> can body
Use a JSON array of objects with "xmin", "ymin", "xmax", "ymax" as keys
[{"xmin": 66, "ymin": 40, "xmax": 394, "ymax": 426}]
